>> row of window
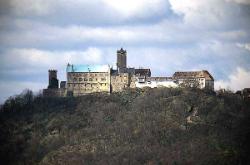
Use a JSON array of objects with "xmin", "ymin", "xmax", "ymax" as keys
[
  {"xmin": 73, "ymin": 77, "xmax": 107, "ymax": 82},
  {"xmin": 68, "ymin": 83, "xmax": 108, "ymax": 87}
]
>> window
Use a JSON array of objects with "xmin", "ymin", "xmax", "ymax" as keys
[
  {"xmin": 101, "ymin": 78, "xmax": 106, "ymax": 81},
  {"xmin": 84, "ymin": 78, "xmax": 88, "ymax": 81},
  {"xmin": 138, "ymin": 78, "xmax": 145, "ymax": 83},
  {"xmin": 79, "ymin": 78, "xmax": 83, "ymax": 82},
  {"xmin": 89, "ymin": 78, "xmax": 93, "ymax": 81}
]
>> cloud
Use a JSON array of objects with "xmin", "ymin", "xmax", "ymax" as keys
[
  {"xmin": 215, "ymin": 67, "xmax": 250, "ymax": 91},
  {"xmin": 2, "ymin": 0, "xmax": 171, "ymax": 25},
  {"xmin": 226, "ymin": 0, "xmax": 250, "ymax": 4},
  {"xmin": 2, "ymin": 18, "xmax": 249, "ymax": 50},
  {"xmin": 102, "ymin": 0, "xmax": 168, "ymax": 18},
  {"xmin": 10, "ymin": 0, "xmax": 52, "ymax": 16},
  {"xmin": 0, "ymin": 47, "xmax": 104, "ymax": 70},
  {"xmin": 218, "ymin": 30, "xmax": 247, "ymax": 41},
  {"xmin": 169, "ymin": 0, "xmax": 224, "ymax": 26},
  {"xmin": 0, "ymin": 81, "xmax": 45, "ymax": 104},
  {"xmin": 236, "ymin": 43, "xmax": 250, "ymax": 51},
  {"xmin": 0, "ymin": 19, "xmax": 177, "ymax": 48},
  {"xmin": 169, "ymin": 0, "xmax": 250, "ymax": 29}
]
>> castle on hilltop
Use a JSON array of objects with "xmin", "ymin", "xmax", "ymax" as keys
[{"xmin": 43, "ymin": 48, "xmax": 214, "ymax": 97}]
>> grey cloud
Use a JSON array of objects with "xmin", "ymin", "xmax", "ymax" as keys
[
  {"xmin": 0, "ymin": 0, "xmax": 11, "ymax": 15},
  {"xmin": 0, "ymin": 0, "xmax": 172, "ymax": 26}
]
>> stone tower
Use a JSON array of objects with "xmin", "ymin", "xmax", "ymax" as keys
[
  {"xmin": 117, "ymin": 48, "xmax": 127, "ymax": 71},
  {"xmin": 48, "ymin": 70, "xmax": 59, "ymax": 89}
]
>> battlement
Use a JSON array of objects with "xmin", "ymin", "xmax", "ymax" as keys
[{"xmin": 48, "ymin": 69, "xmax": 57, "ymax": 72}]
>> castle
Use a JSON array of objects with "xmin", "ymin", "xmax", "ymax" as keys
[{"xmin": 43, "ymin": 48, "xmax": 214, "ymax": 97}]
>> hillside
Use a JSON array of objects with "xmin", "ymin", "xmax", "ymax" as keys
[{"xmin": 0, "ymin": 88, "xmax": 250, "ymax": 165}]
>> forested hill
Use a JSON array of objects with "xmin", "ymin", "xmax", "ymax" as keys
[{"xmin": 0, "ymin": 88, "xmax": 250, "ymax": 165}]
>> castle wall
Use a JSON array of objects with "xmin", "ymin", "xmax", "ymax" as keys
[
  {"xmin": 67, "ymin": 72, "xmax": 110, "ymax": 96},
  {"xmin": 176, "ymin": 78, "xmax": 214, "ymax": 90},
  {"xmin": 135, "ymin": 77, "xmax": 178, "ymax": 89},
  {"xmin": 205, "ymin": 80, "xmax": 214, "ymax": 90},
  {"xmin": 129, "ymin": 75, "xmax": 136, "ymax": 88},
  {"xmin": 111, "ymin": 73, "xmax": 131, "ymax": 92},
  {"xmin": 43, "ymin": 88, "xmax": 66, "ymax": 97}
]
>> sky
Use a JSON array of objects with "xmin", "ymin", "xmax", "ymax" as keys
[{"xmin": 0, "ymin": 0, "xmax": 250, "ymax": 103}]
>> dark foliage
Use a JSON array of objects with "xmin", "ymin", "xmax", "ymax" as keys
[{"xmin": 0, "ymin": 88, "xmax": 249, "ymax": 165}]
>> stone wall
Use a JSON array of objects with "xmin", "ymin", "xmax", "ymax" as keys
[
  {"xmin": 48, "ymin": 70, "xmax": 59, "ymax": 89},
  {"xmin": 129, "ymin": 75, "xmax": 136, "ymax": 88},
  {"xmin": 111, "ymin": 73, "xmax": 130, "ymax": 92},
  {"xmin": 205, "ymin": 80, "xmax": 214, "ymax": 90},
  {"xmin": 117, "ymin": 48, "xmax": 127, "ymax": 69},
  {"xmin": 67, "ymin": 72, "xmax": 110, "ymax": 96},
  {"xmin": 43, "ymin": 88, "xmax": 66, "ymax": 97}
]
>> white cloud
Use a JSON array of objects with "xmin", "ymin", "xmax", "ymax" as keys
[
  {"xmin": 168, "ymin": 0, "xmax": 243, "ymax": 29},
  {"xmin": 236, "ymin": 43, "xmax": 250, "ymax": 51},
  {"xmin": 102, "ymin": 0, "xmax": 167, "ymax": 18},
  {"xmin": 169, "ymin": 0, "xmax": 220, "ymax": 25},
  {"xmin": 0, "ymin": 47, "xmax": 104, "ymax": 72},
  {"xmin": 215, "ymin": 67, "xmax": 250, "ymax": 91}
]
